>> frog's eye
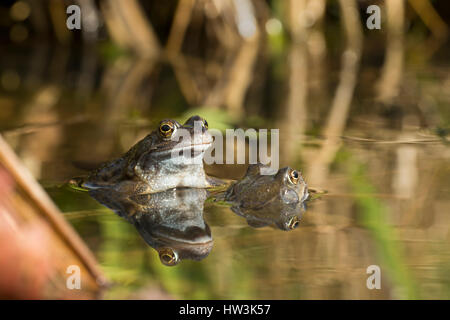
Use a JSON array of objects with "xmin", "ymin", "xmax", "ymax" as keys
[
  {"xmin": 203, "ymin": 119, "xmax": 208, "ymax": 129},
  {"xmin": 159, "ymin": 248, "xmax": 179, "ymax": 266},
  {"xmin": 288, "ymin": 169, "xmax": 300, "ymax": 185},
  {"xmin": 159, "ymin": 121, "xmax": 176, "ymax": 138},
  {"xmin": 287, "ymin": 216, "xmax": 300, "ymax": 230}
]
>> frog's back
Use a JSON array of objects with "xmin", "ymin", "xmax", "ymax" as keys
[{"xmin": 83, "ymin": 157, "xmax": 128, "ymax": 188}]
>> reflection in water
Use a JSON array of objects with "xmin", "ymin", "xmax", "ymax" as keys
[
  {"xmin": 89, "ymin": 187, "xmax": 212, "ymax": 266},
  {"xmin": 87, "ymin": 163, "xmax": 310, "ymax": 266}
]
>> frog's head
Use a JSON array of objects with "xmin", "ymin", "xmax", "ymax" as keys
[
  {"xmin": 154, "ymin": 225, "xmax": 214, "ymax": 267},
  {"xmin": 229, "ymin": 164, "xmax": 309, "ymax": 205},
  {"xmin": 127, "ymin": 115, "xmax": 214, "ymax": 190},
  {"xmin": 276, "ymin": 166, "xmax": 309, "ymax": 204},
  {"xmin": 226, "ymin": 163, "xmax": 309, "ymax": 231},
  {"xmin": 144, "ymin": 115, "xmax": 212, "ymax": 161}
]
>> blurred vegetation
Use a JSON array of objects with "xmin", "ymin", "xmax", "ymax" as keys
[{"xmin": 346, "ymin": 150, "xmax": 419, "ymax": 299}]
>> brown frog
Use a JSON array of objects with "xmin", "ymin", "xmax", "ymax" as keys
[
  {"xmin": 76, "ymin": 115, "xmax": 221, "ymax": 194},
  {"xmin": 89, "ymin": 187, "xmax": 213, "ymax": 266},
  {"xmin": 223, "ymin": 163, "xmax": 309, "ymax": 230}
]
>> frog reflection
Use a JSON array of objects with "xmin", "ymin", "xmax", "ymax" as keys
[
  {"xmin": 74, "ymin": 115, "xmax": 222, "ymax": 194},
  {"xmin": 223, "ymin": 163, "xmax": 309, "ymax": 231},
  {"xmin": 89, "ymin": 187, "xmax": 212, "ymax": 266}
]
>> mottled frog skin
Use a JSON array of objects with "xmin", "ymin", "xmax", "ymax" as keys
[
  {"xmin": 224, "ymin": 163, "xmax": 309, "ymax": 230},
  {"xmin": 80, "ymin": 115, "xmax": 218, "ymax": 194}
]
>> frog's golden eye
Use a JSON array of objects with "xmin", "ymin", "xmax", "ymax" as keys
[
  {"xmin": 288, "ymin": 169, "xmax": 300, "ymax": 185},
  {"xmin": 159, "ymin": 121, "xmax": 175, "ymax": 138},
  {"xmin": 203, "ymin": 119, "xmax": 208, "ymax": 129},
  {"xmin": 287, "ymin": 216, "xmax": 300, "ymax": 230},
  {"xmin": 159, "ymin": 248, "xmax": 178, "ymax": 266}
]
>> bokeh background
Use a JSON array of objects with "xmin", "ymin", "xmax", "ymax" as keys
[{"xmin": 0, "ymin": 0, "xmax": 449, "ymax": 299}]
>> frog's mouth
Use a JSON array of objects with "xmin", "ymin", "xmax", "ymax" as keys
[
  {"xmin": 154, "ymin": 234, "xmax": 213, "ymax": 246},
  {"xmin": 147, "ymin": 227, "xmax": 214, "ymax": 262},
  {"xmin": 301, "ymin": 185, "xmax": 309, "ymax": 202},
  {"xmin": 152, "ymin": 141, "xmax": 212, "ymax": 159},
  {"xmin": 149, "ymin": 222, "xmax": 213, "ymax": 244}
]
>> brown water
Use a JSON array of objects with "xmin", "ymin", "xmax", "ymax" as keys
[{"xmin": 0, "ymin": 40, "xmax": 449, "ymax": 299}]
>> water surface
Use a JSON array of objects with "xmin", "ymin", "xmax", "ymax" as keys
[{"xmin": 1, "ymin": 40, "xmax": 449, "ymax": 299}]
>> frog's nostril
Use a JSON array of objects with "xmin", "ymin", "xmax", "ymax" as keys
[{"xmin": 302, "ymin": 187, "xmax": 309, "ymax": 202}]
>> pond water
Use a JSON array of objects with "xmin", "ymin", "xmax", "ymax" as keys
[{"xmin": 0, "ymin": 39, "xmax": 449, "ymax": 299}]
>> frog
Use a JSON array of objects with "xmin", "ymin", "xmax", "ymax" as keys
[
  {"xmin": 223, "ymin": 163, "xmax": 309, "ymax": 230},
  {"xmin": 74, "ymin": 115, "xmax": 222, "ymax": 194},
  {"xmin": 89, "ymin": 187, "xmax": 213, "ymax": 266}
]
